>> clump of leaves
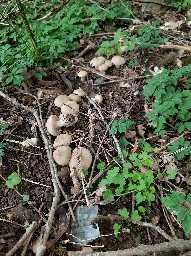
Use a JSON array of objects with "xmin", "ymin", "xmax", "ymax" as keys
[
  {"xmin": 98, "ymin": 140, "xmax": 157, "ymax": 222},
  {"xmin": 167, "ymin": 137, "xmax": 191, "ymax": 160},
  {"xmin": 143, "ymin": 64, "xmax": 191, "ymax": 137},
  {"xmin": 109, "ymin": 118, "xmax": 135, "ymax": 135},
  {"xmin": 162, "ymin": 191, "xmax": 191, "ymax": 235},
  {"xmin": 0, "ymin": 0, "xmax": 133, "ymax": 87},
  {"xmin": 5, "ymin": 172, "xmax": 21, "ymax": 189}
]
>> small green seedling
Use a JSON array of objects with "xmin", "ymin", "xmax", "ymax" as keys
[
  {"xmin": 5, "ymin": 172, "xmax": 21, "ymax": 189},
  {"xmin": 23, "ymin": 194, "xmax": 30, "ymax": 202},
  {"xmin": 110, "ymin": 118, "xmax": 135, "ymax": 135}
]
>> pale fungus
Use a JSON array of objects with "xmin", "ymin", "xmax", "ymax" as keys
[
  {"xmin": 68, "ymin": 93, "xmax": 81, "ymax": 102},
  {"xmin": 53, "ymin": 133, "xmax": 72, "ymax": 148},
  {"xmin": 21, "ymin": 138, "xmax": 38, "ymax": 147},
  {"xmin": 59, "ymin": 114, "xmax": 78, "ymax": 127},
  {"xmin": 111, "ymin": 55, "xmax": 125, "ymax": 68},
  {"xmin": 73, "ymin": 88, "xmax": 86, "ymax": 97},
  {"xmin": 104, "ymin": 59, "xmax": 113, "ymax": 67},
  {"xmin": 61, "ymin": 100, "xmax": 79, "ymax": 115},
  {"xmin": 77, "ymin": 70, "xmax": 88, "ymax": 82},
  {"xmin": 69, "ymin": 147, "xmax": 92, "ymax": 177},
  {"xmin": 91, "ymin": 94, "xmax": 103, "ymax": 104},
  {"xmin": 46, "ymin": 115, "xmax": 61, "ymax": 136},
  {"xmin": 98, "ymin": 63, "xmax": 108, "ymax": 73},
  {"xmin": 54, "ymin": 95, "xmax": 69, "ymax": 108},
  {"xmin": 53, "ymin": 146, "xmax": 72, "ymax": 166},
  {"xmin": 90, "ymin": 56, "xmax": 105, "ymax": 69}
]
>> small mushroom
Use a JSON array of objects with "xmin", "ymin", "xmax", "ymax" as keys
[
  {"xmin": 90, "ymin": 57, "xmax": 105, "ymax": 69},
  {"xmin": 77, "ymin": 70, "xmax": 88, "ymax": 82},
  {"xmin": 91, "ymin": 94, "xmax": 103, "ymax": 104},
  {"xmin": 98, "ymin": 63, "xmax": 108, "ymax": 73},
  {"xmin": 68, "ymin": 93, "xmax": 81, "ymax": 102},
  {"xmin": 61, "ymin": 101, "xmax": 79, "ymax": 115},
  {"xmin": 46, "ymin": 115, "xmax": 60, "ymax": 136},
  {"xmin": 111, "ymin": 55, "xmax": 125, "ymax": 68},
  {"xmin": 53, "ymin": 146, "xmax": 72, "ymax": 166},
  {"xmin": 69, "ymin": 147, "xmax": 92, "ymax": 178},
  {"xmin": 21, "ymin": 138, "xmax": 38, "ymax": 147},
  {"xmin": 53, "ymin": 133, "xmax": 72, "ymax": 148},
  {"xmin": 104, "ymin": 60, "xmax": 113, "ymax": 67},
  {"xmin": 54, "ymin": 95, "xmax": 69, "ymax": 108},
  {"xmin": 73, "ymin": 88, "xmax": 86, "ymax": 97}
]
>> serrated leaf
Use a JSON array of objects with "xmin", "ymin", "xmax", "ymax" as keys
[
  {"xmin": 118, "ymin": 208, "xmax": 129, "ymax": 219},
  {"xmin": 131, "ymin": 210, "xmax": 142, "ymax": 221}
]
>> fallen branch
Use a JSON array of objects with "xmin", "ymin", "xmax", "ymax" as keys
[
  {"xmin": 160, "ymin": 45, "xmax": 191, "ymax": 52},
  {"xmin": 69, "ymin": 239, "xmax": 191, "ymax": 256},
  {"xmin": 6, "ymin": 221, "xmax": 37, "ymax": 256}
]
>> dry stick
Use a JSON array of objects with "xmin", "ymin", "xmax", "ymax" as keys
[
  {"xmin": 6, "ymin": 221, "xmax": 37, "ymax": 256},
  {"xmin": 86, "ymin": 96, "xmax": 125, "ymax": 165},
  {"xmin": 69, "ymin": 239, "xmax": 191, "ymax": 256},
  {"xmin": 92, "ymin": 75, "xmax": 151, "ymax": 86},
  {"xmin": 132, "ymin": 221, "xmax": 173, "ymax": 241},
  {"xmin": 77, "ymin": 42, "xmax": 96, "ymax": 58},
  {"xmin": 80, "ymin": 65, "xmax": 116, "ymax": 80},
  {"xmin": 160, "ymin": 45, "xmax": 191, "ymax": 52}
]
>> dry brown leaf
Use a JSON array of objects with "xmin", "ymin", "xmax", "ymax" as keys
[
  {"xmin": 137, "ymin": 124, "xmax": 145, "ymax": 138},
  {"xmin": 125, "ymin": 130, "xmax": 136, "ymax": 139},
  {"xmin": 152, "ymin": 216, "xmax": 160, "ymax": 225},
  {"xmin": 131, "ymin": 138, "xmax": 139, "ymax": 153}
]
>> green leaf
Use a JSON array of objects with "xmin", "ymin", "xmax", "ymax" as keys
[
  {"xmin": 135, "ymin": 192, "xmax": 146, "ymax": 204},
  {"xmin": 23, "ymin": 194, "xmax": 30, "ymax": 202},
  {"xmin": 138, "ymin": 206, "xmax": 146, "ymax": 213},
  {"xmin": 166, "ymin": 169, "xmax": 176, "ymax": 180},
  {"xmin": 5, "ymin": 172, "xmax": 21, "ymax": 189},
  {"xmin": 131, "ymin": 210, "xmax": 142, "ymax": 221},
  {"xmin": 103, "ymin": 189, "xmax": 114, "ymax": 200},
  {"xmin": 113, "ymin": 223, "xmax": 122, "ymax": 238},
  {"xmin": 118, "ymin": 208, "xmax": 129, "ymax": 219},
  {"xmin": 97, "ymin": 162, "xmax": 106, "ymax": 171}
]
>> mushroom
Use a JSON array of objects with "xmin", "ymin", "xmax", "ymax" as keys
[
  {"xmin": 54, "ymin": 95, "xmax": 70, "ymax": 108},
  {"xmin": 61, "ymin": 101, "xmax": 79, "ymax": 115},
  {"xmin": 90, "ymin": 57, "xmax": 105, "ymax": 69},
  {"xmin": 104, "ymin": 60, "xmax": 113, "ymax": 67},
  {"xmin": 73, "ymin": 88, "xmax": 86, "ymax": 97},
  {"xmin": 69, "ymin": 147, "xmax": 92, "ymax": 178},
  {"xmin": 98, "ymin": 63, "xmax": 108, "ymax": 73},
  {"xmin": 111, "ymin": 55, "xmax": 125, "ymax": 68},
  {"xmin": 77, "ymin": 70, "xmax": 88, "ymax": 82},
  {"xmin": 53, "ymin": 133, "xmax": 72, "ymax": 148},
  {"xmin": 91, "ymin": 94, "xmax": 103, "ymax": 104},
  {"xmin": 53, "ymin": 146, "xmax": 72, "ymax": 166},
  {"xmin": 46, "ymin": 115, "xmax": 61, "ymax": 136},
  {"xmin": 68, "ymin": 93, "xmax": 81, "ymax": 102},
  {"xmin": 21, "ymin": 138, "xmax": 38, "ymax": 147}
]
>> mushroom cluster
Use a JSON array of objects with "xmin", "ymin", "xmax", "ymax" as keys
[
  {"xmin": 52, "ymin": 133, "xmax": 93, "ymax": 194},
  {"xmin": 46, "ymin": 88, "xmax": 86, "ymax": 136},
  {"xmin": 90, "ymin": 55, "xmax": 125, "ymax": 73}
]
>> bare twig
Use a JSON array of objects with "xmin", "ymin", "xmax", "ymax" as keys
[
  {"xmin": 6, "ymin": 221, "xmax": 37, "ymax": 256},
  {"xmin": 160, "ymin": 45, "xmax": 191, "ymax": 52},
  {"xmin": 77, "ymin": 42, "xmax": 96, "ymax": 58}
]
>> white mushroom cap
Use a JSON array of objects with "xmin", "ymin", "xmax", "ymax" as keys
[
  {"xmin": 54, "ymin": 95, "xmax": 70, "ymax": 108},
  {"xmin": 111, "ymin": 55, "xmax": 125, "ymax": 68},
  {"xmin": 61, "ymin": 101, "xmax": 79, "ymax": 115},
  {"xmin": 46, "ymin": 115, "xmax": 60, "ymax": 136},
  {"xmin": 68, "ymin": 93, "xmax": 81, "ymax": 102},
  {"xmin": 98, "ymin": 63, "xmax": 108, "ymax": 73},
  {"xmin": 53, "ymin": 133, "xmax": 72, "ymax": 148},
  {"xmin": 91, "ymin": 94, "xmax": 103, "ymax": 104},
  {"xmin": 90, "ymin": 57, "xmax": 105, "ymax": 68},
  {"xmin": 73, "ymin": 88, "xmax": 86, "ymax": 97},
  {"xmin": 104, "ymin": 60, "xmax": 113, "ymax": 67},
  {"xmin": 53, "ymin": 146, "xmax": 72, "ymax": 166},
  {"xmin": 77, "ymin": 70, "xmax": 88, "ymax": 82},
  {"xmin": 69, "ymin": 147, "xmax": 92, "ymax": 177}
]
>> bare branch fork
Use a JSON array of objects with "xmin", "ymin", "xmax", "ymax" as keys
[{"xmin": 0, "ymin": 91, "xmax": 71, "ymax": 256}]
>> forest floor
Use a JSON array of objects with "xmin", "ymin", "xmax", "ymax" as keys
[{"xmin": 0, "ymin": 2, "xmax": 191, "ymax": 256}]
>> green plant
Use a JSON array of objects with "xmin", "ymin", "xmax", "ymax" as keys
[
  {"xmin": 109, "ymin": 118, "xmax": 135, "ymax": 135},
  {"xmin": 0, "ymin": 123, "xmax": 9, "ymax": 157},
  {"xmin": 5, "ymin": 172, "xmax": 22, "ymax": 189},
  {"xmin": 143, "ymin": 64, "xmax": 191, "ymax": 136},
  {"xmin": 0, "ymin": 0, "xmax": 134, "ymax": 87},
  {"xmin": 162, "ymin": 191, "xmax": 191, "ymax": 235},
  {"xmin": 98, "ymin": 140, "xmax": 157, "ymax": 221},
  {"xmin": 167, "ymin": 137, "xmax": 191, "ymax": 160},
  {"xmin": 171, "ymin": 0, "xmax": 191, "ymax": 11},
  {"xmin": 113, "ymin": 223, "xmax": 122, "ymax": 238}
]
